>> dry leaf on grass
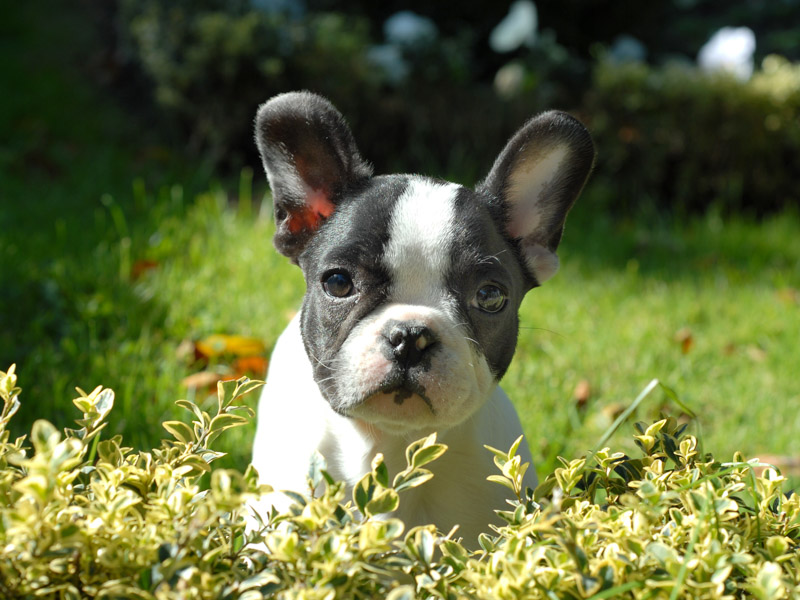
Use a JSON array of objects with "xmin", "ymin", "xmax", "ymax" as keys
[
  {"xmin": 574, "ymin": 379, "xmax": 592, "ymax": 408},
  {"xmin": 182, "ymin": 370, "xmax": 224, "ymax": 389},
  {"xmin": 674, "ymin": 327, "xmax": 694, "ymax": 354},
  {"xmin": 195, "ymin": 334, "xmax": 266, "ymax": 358}
]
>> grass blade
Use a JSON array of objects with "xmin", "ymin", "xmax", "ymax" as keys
[{"xmin": 592, "ymin": 378, "xmax": 659, "ymax": 453}]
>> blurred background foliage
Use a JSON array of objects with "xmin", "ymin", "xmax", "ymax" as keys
[
  {"xmin": 111, "ymin": 0, "xmax": 800, "ymax": 213},
  {"xmin": 1, "ymin": 0, "xmax": 799, "ymax": 472}
]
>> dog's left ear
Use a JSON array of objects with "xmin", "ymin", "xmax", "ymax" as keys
[
  {"xmin": 255, "ymin": 92, "xmax": 373, "ymax": 262},
  {"xmin": 478, "ymin": 111, "xmax": 595, "ymax": 284}
]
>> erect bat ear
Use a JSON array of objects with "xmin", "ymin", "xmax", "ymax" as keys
[
  {"xmin": 255, "ymin": 91, "xmax": 373, "ymax": 262},
  {"xmin": 478, "ymin": 110, "xmax": 595, "ymax": 285}
]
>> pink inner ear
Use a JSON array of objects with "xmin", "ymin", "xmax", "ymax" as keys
[
  {"xmin": 286, "ymin": 188, "xmax": 335, "ymax": 234},
  {"xmin": 308, "ymin": 187, "xmax": 335, "ymax": 219}
]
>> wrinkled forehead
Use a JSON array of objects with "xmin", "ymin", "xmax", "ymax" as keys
[{"xmin": 305, "ymin": 176, "xmax": 514, "ymax": 294}]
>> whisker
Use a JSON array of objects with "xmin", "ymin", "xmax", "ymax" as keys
[
  {"xmin": 476, "ymin": 249, "xmax": 508, "ymax": 266},
  {"xmin": 518, "ymin": 326, "xmax": 565, "ymax": 338},
  {"xmin": 307, "ymin": 350, "xmax": 336, "ymax": 370}
]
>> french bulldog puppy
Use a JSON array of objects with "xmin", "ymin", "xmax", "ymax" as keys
[{"xmin": 250, "ymin": 92, "xmax": 594, "ymax": 543}]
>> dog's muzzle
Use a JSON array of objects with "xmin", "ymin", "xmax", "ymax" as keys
[{"xmin": 368, "ymin": 319, "xmax": 439, "ymax": 410}]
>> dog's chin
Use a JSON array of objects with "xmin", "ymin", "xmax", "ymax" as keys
[
  {"xmin": 347, "ymin": 390, "xmax": 440, "ymax": 433},
  {"xmin": 333, "ymin": 379, "xmax": 482, "ymax": 435}
]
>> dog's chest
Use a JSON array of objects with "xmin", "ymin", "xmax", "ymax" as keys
[{"xmin": 317, "ymin": 416, "xmax": 512, "ymax": 541}]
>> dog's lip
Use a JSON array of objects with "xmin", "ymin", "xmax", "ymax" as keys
[{"xmin": 362, "ymin": 378, "xmax": 436, "ymax": 414}]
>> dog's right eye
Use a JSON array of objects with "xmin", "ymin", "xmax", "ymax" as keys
[{"xmin": 322, "ymin": 272, "xmax": 354, "ymax": 298}]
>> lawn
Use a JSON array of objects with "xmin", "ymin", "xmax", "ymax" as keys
[
  {"xmin": 2, "ymin": 3, "xmax": 798, "ymax": 480},
  {"xmin": 4, "ymin": 174, "xmax": 799, "ymax": 477}
]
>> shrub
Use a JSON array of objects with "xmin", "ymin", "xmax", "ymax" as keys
[
  {"xmin": 114, "ymin": 1, "xmax": 561, "ymax": 180},
  {"xmin": 119, "ymin": 0, "xmax": 381, "ymax": 167},
  {"xmin": 585, "ymin": 55, "xmax": 800, "ymax": 215},
  {"xmin": 114, "ymin": 1, "xmax": 800, "ymax": 214},
  {"xmin": 1, "ymin": 364, "xmax": 798, "ymax": 598}
]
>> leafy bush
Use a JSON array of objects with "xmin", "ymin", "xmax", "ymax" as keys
[
  {"xmin": 2, "ymin": 364, "xmax": 798, "ymax": 598},
  {"xmin": 586, "ymin": 55, "xmax": 800, "ymax": 215},
  {"xmin": 114, "ymin": 1, "xmax": 800, "ymax": 214},
  {"xmin": 119, "ymin": 0, "xmax": 381, "ymax": 167},
  {"xmin": 115, "ymin": 1, "xmax": 557, "ymax": 180},
  {"xmin": 534, "ymin": 0, "xmax": 800, "ymax": 65}
]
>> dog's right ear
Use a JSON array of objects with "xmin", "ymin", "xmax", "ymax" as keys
[{"xmin": 255, "ymin": 92, "xmax": 373, "ymax": 262}]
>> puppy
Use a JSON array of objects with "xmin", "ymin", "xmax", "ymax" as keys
[{"xmin": 250, "ymin": 92, "xmax": 594, "ymax": 542}]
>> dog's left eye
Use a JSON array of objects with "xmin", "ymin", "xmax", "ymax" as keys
[
  {"xmin": 322, "ymin": 272, "xmax": 354, "ymax": 298},
  {"xmin": 474, "ymin": 284, "xmax": 507, "ymax": 313}
]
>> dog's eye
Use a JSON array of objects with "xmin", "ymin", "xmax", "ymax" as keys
[
  {"xmin": 322, "ymin": 272, "xmax": 354, "ymax": 298},
  {"xmin": 474, "ymin": 284, "xmax": 507, "ymax": 313}
]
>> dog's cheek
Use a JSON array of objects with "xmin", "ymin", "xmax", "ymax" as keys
[
  {"xmin": 336, "ymin": 320, "xmax": 393, "ymax": 404},
  {"xmin": 469, "ymin": 345, "xmax": 497, "ymax": 401},
  {"xmin": 434, "ymin": 345, "xmax": 495, "ymax": 421},
  {"xmin": 300, "ymin": 301, "xmax": 341, "ymax": 396},
  {"xmin": 468, "ymin": 308, "xmax": 520, "ymax": 380}
]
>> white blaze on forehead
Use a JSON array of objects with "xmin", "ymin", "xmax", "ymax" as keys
[{"xmin": 384, "ymin": 179, "xmax": 459, "ymax": 305}]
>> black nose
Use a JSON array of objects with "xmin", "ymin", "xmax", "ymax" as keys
[{"xmin": 384, "ymin": 322, "xmax": 438, "ymax": 368}]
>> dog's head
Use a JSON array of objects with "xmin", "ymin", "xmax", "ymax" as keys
[{"xmin": 255, "ymin": 92, "xmax": 594, "ymax": 435}]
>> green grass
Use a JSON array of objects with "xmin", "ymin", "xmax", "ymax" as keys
[
  {"xmin": 2, "ymin": 2, "xmax": 799, "ymax": 479},
  {"xmin": 509, "ymin": 200, "xmax": 800, "ymax": 472},
  {"xmin": 0, "ymin": 2, "xmax": 213, "ymax": 445},
  {"xmin": 9, "ymin": 172, "xmax": 798, "ymax": 475}
]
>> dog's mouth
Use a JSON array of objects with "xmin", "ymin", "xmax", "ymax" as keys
[{"xmin": 362, "ymin": 372, "xmax": 436, "ymax": 415}]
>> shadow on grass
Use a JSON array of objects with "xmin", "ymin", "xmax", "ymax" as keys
[{"xmin": 561, "ymin": 187, "xmax": 800, "ymax": 286}]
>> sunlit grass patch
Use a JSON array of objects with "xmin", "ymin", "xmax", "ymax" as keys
[{"xmin": 507, "ymin": 205, "xmax": 800, "ymax": 475}]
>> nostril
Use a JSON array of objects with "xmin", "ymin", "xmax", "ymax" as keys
[
  {"xmin": 413, "ymin": 327, "xmax": 436, "ymax": 352},
  {"xmin": 383, "ymin": 322, "xmax": 438, "ymax": 367},
  {"xmin": 388, "ymin": 325, "xmax": 406, "ymax": 349}
]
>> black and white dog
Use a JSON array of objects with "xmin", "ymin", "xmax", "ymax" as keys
[{"xmin": 250, "ymin": 92, "xmax": 594, "ymax": 542}]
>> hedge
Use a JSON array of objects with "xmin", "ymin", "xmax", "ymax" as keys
[
  {"xmin": 114, "ymin": 2, "xmax": 800, "ymax": 215},
  {"xmin": 1, "ymin": 364, "xmax": 798, "ymax": 598},
  {"xmin": 586, "ymin": 55, "xmax": 800, "ymax": 215}
]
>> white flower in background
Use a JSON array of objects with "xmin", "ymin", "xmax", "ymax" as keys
[
  {"xmin": 697, "ymin": 27, "xmax": 756, "ymax": 81},
  {"xmin": 494, "ymin": 62, "xmax": 527, "ymax": 98},
  {"xmin": 368, "ymin": 11, "xmax": 438, "ymax": 85},
  {"xmin": 490, "ymin": 0, "xmax": 538, "ymax": 53},
  {"xmin": 384, "ymin": 11, "xmax": 438, "ymax": 47},
  {"xmin": 608, "ymin": 34, "xmax": 647, "ymax": 64}
]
